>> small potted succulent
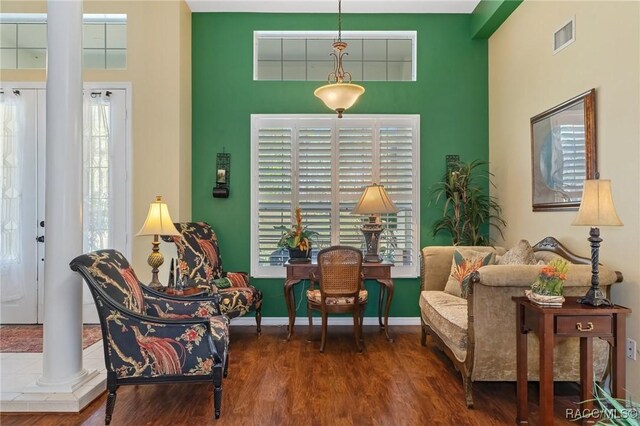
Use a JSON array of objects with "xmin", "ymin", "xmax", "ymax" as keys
[
  {"xmin": 525, "ymin": 258, "xmax": 569, "ymax": 306},
  {"xmin": 275, "ymin": 207, "xmax": 319, "ymax": 263}
]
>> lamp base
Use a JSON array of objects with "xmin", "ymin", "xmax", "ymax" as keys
[
  {"xmin": 147, "ymin": 239, "xmax": 165, "ymax": 290},
  {"xmin": 361, "ymin": 218, "xmax": 383, "ymax": 263},
  {"xmin": 577, "ymin": 226, "xmax": 612, "ymax": 307},
  {"xmin": 578, "ymin": 286, "xmax": 613, "ymax": 307}
]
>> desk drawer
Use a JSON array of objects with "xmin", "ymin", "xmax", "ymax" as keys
[
  {"xmin": 555, "ymin": 315, "xmax": 612, "ymax": 336},
  {"xmin": 361, "ymin": 266, "xmax": 390, "ymax": 279}
]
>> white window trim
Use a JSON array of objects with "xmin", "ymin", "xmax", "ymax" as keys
[
  {"xmin": 253, "ymin": 30, "xmax": 417, "ymax": 81},
  {"xmin": 250, "ymin": 114, "xmax": 420, "ymax": 279}
]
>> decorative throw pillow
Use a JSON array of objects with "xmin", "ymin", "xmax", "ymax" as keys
[
  {"xmin": 211, "ymin": 277, "xmax": 232, "ymax": 289},
  {"xmin": 444, "ymin": 249, "xmax": 495, "ymax": 299},
  {"xmin": 498, "ymin": 239, "xmax": 537, "ymax": 265}
]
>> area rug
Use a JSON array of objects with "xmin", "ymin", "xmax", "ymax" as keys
[{"xmin": 0, "ymin": 325, "xmax": 102, "ymax": 353}]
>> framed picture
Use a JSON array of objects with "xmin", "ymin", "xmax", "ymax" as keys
[
  {"xmin": 216, "ymin": 169, "xmax": 226, "ymax": 184},
  {"xmin": 530, "ymin": 89, "xmax": 597, "ymax": 211}
]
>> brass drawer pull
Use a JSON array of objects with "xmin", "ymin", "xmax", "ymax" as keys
[{"xmin": 576, "ymin": 322, "xmax": 594, "ymax": 332}]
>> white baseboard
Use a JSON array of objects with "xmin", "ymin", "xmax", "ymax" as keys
[{"xmin": 230, "ymin": 316, "xmax": 421, "ymax": 326}]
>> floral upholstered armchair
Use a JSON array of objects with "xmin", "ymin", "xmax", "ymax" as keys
[
  {"xmin": 70, "ymin": 249, "xmax": 229, "ymax": 425},
  {"xmin": 163, "ymin": 222, "xmax": 263, "ymax": 333}
]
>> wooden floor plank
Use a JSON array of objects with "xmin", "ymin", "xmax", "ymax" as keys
[{"xmin": 1, "ymin": 325, "xmax": 582, "ymax": 425}]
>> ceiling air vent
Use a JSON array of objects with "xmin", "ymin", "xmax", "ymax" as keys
[{"xmin": 553, "ymin": 16, "xmax": 575, "ymax": 54}]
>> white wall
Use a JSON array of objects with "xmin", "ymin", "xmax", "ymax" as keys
[{"xmin": 489, "ymin": 0, "xmax": 640, "ymax": 396}]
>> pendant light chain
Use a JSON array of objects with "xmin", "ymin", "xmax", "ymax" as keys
[
  {"xmin": 337, "ymin": 0, "xmax": 342, "ymax": 41},
  {"xmin": 314, "ymin": 0, "xmax": 365, "ymax": 118}
]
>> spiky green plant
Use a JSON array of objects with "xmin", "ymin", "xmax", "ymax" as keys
[
  {"xmin": 430, "ymin": 160, "xmax": 506, "ymax": 246},
  {"xmin": 572, "ymin": 381, "xmax": 639, "ymax": 425}
]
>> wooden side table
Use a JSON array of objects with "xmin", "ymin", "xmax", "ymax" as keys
[
  {"xmin": 513, "ymin": 296, "xmax": 631, "ymax": 425},
  {"xmin": 284, "ymin": 262, "xmax": 394, "ymax": 342}
]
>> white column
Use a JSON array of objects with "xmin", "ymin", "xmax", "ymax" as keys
[{"xmin": 37, "ymin": 0, "xmax": 89, "ymax": 390}]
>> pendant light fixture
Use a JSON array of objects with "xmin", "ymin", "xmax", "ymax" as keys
[{"xmin": 314, "ymin": 0, "xmax": 365, "ymax": 118}]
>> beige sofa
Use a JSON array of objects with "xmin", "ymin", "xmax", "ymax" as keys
[{"xmin": 419, "ymin": 236, "xmax": 623, "ymax": 407}]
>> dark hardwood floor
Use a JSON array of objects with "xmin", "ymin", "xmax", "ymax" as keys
[{"xmin": 1, "ymin": 325, "xmax": 582, "ymax": 425}]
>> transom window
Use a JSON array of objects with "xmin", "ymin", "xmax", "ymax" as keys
[
  {"xmin": 250, "ymin": 114, "xmax": 420, "ymax": 278},
  {"xmin": 0, "ymin": 14, "xmax": 127, "ymax": 70},
  {"xmin": 254, "ymin": 31, "xmax": 416, "ymax": 82}
]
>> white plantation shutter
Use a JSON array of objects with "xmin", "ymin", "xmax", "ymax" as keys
[
  {"xmin": 379, "ymin": 124, "xmax": 415, "ymax": 265},
  {"xmin": 298, "ymin": 125, "xmax": 333, "ymax": 250},
  {"xmin": 256, "ymin": 126, "xmax": 293, "ymax": 266},
  {"xmin": 338, "ymin": 124, "xmax": 374, "ymax": 250},
  {"xmin": 251, "ymin": 115, "xmax": 419, "ymax": 278}
]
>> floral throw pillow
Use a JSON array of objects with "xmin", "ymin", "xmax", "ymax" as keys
[{"xmin": 443, "ymin": 249, "xmax": 494, "ymax": 299}]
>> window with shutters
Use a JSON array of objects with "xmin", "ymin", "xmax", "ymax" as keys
[{"xmin": 251, "ymin": 114, "xmax": 419, "ymax": 278}]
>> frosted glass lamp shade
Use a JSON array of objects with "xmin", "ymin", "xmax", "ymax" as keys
[
  {"xmin": 352, "ymin": 183, "xmax": 399, "ymax": 215},
  {"xmin": 314, "ymin": 83, "xmax": 365, "ymax": 117},
  {"xmin": 572, "ymin": 180, "xmax": 623, "ymax": 227},
  {"xmin": 137, "ymin": 196, "xmax": 181, "ymax": 237}
]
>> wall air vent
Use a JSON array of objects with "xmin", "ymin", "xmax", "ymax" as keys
[{"xmin": 553, "ymin": 16, "xmax": 575, "ymax": 54}]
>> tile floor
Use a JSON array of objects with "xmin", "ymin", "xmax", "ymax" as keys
[{"xmin": 0, "ymin": 341, "xmax": 106, "ymax": 412}]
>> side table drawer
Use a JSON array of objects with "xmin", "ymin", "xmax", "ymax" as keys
[{"xmin": 555, "ymin": 315, "xmax": 612, "ymax": 336}]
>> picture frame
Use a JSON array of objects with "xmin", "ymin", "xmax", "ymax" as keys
[{"xmin": 530, "ymin": 89, "xmax": 597, "ymax": 211}]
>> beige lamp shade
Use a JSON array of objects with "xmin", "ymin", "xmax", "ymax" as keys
[
  {"xmin": 572, "ymin": 180, "xmax": 623, "ymax": 227},
  {"xmin": 352, "ymin": 183, "xmax": 399, "ymax": 215},
  {"xmin": 314, "ymin": 82, "xmax": 365, "ymax": 117},
  {"xmin": 137, "ymin": 195, "xmax": 181, "ymax": 236}
]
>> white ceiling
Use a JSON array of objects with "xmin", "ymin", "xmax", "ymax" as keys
[{"xmin": 186, "ymin": 0, "xmax": 481, "ymax": 14}]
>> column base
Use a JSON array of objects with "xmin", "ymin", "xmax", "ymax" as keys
[{"xmin": 27, "ymin": 368, "xmax": 98, "ymax": 393}]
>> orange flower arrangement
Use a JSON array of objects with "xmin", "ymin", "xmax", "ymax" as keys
[
  {"xmin": 275, "ymin": 207, "xmax": 319, "ymax": 251},
  {"xmin": 531, "ymin": 258, "xmax": 569, "ymax": 296}
]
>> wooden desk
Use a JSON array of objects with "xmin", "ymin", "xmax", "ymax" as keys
[
  {"xmin": 513, "ymin": 297, "xmax": 631, "ymax": 425},
  {"xmin": 284, "ymin": 262, "xmax": 394, "ymax": 342}
]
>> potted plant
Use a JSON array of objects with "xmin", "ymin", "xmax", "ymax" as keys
[
  {"xmin": 525, "ymin": 258, "xmax": 569, "ymax": 306},
  {"xmin": 275, "ymin": 207, "xmax": 319, "ymax": 263},
  {"xmin": 430, "ymin": 159, "xmax": 506, "ymax": 246}
]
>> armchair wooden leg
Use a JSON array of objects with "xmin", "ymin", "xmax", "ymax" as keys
[
  {"xmin": 105, "ymin": 372, "xmax": 117, "ymax": 425},
  {"xmin": 223, "ymin": 352, "xmax": 229, "ymax": 378},
  {"xmin": 307, "ymin": 303, "xmax": 313, "ymax": 342},
  {"xmin": 255, "ymin": 307, "xmax": 262, "ymax": 336},
  {"xmin": 353, "ymin": 309, "xmax": 363, "ymax": 352},
  {"xmin": 360, "ymin": 306, "xmax": 365, "ymax": 342},
  {"xmin": 420, "ymin": 319, "xmax": 427, "ymax": 346},
  {"xmin": 213, "ymin": 365, "xmax": 223, "ymax": 419},
  {"xmin": 320, "ymin": 311, "xmax": 328, "ymax": 353}
]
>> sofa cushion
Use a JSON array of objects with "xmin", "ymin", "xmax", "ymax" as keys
[
  {"xmin": 534, "ymin": 251, "xmax": 565, "ymax": 264},
  {"xmin": 444, "ymin": 249, "xmax": 494, "ymax": 298},
  {"xmin": 419, "ymin": 291, "xmax": 468, "ymax": 362},
  {"xmin": 498, "ymin": 239, "xmax": 537, "ymax": 265},
  {"xmin": 218, "ymin": 285, "xmax": 263, "ymax": 319}
]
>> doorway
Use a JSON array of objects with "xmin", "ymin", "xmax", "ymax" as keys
[{"xmin": 0, "ymin": 84, "xmax": 131, "ymax": 324}]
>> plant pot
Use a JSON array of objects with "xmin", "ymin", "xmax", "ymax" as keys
[
  {"xmin": 525, "ymin": 289, "xmax": 564, "ymax": 307},
  {"xmin": 288, "ymin": 247, "xmax": 311, "ymax": 264}
]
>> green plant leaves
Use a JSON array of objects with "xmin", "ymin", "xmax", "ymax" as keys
[{"xmin": 429, "ymin": 159, "xmax": 506, "ymax": 246}]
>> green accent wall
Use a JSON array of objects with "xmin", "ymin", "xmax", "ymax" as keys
[
  {"xmin": 192, "ymin": 13, "xmax": 488, "ymax": 318},
  {"xmin": 470, "ymin": 0, "xmax": 523, "ymax": 39}
]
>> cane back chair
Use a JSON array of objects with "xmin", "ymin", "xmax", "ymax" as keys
[{"xmin": 307, "ymin": 246, "xmax": 367, "ymax": 352}]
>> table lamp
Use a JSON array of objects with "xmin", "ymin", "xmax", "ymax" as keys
[
  {"xmin": 352, "ymin": 183, "xmax": 399, "ymax": 263},
  {"xmin": 137, "ymin": 195, "xmax": 181, "ymax": 289},
  {"xmin": 571, "ymin": 179, "xmax": 623, "ymax": 306}
]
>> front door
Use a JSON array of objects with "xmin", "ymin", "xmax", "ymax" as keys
[
  {"xmin": 0, "ymin": 84, "xmax": 130, "ymax": 324},
  {"xmin": 0, "ymin": 88, "xmax": 39, "ymax": 323}
]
